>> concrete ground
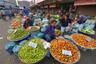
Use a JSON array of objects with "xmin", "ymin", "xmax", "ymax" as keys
[{"xmin": 0, "ymin": 19, "xmax": 96, "ymax": 64}]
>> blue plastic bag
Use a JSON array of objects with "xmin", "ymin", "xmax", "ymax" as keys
[
  {"xmin": 5, "ymin": 42, "xmax": 16, "ymax": 54},
  {"xmin": 5, "ymin": 42, "xmax": 16, "ymax": 50},
  {"xmin": 12, "ymin": 45, "xmax": 21, "ymax": 54}
]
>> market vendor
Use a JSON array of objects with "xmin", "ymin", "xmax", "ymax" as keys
[
  {"xmin": 74, "ymin": 13, "xmax": 87, "ymax": 24},
  {"xmin": 71, "ymin": 14, "xmax": 85, "ymax": 31},
  {"xmin": 59, "ymin": 14, "xmax": 72, "ymax": 35},
  {"xmin": 37, "ymin": 20, "xmax": 57, "ymax": 42},
  {"xmin": 23, "ymin": 16, "xmax": 34, "ymax": 29}
]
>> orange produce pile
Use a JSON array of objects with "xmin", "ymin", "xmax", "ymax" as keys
[
  {"xmin": 11, "ymin": 19, "xmax": 21, "ymax": 28},
  {"xmin": 71, "ymin": 33, "xmax": 96, "ymax": 49},
  {"xmin": 50, "ymin": 38, "xmax": 80, "ymax": 64}
]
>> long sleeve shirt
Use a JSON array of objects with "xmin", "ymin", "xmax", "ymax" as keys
[
  {"xmin": 59, "ymin": 18, "xmax": 71, "ymax": 27},
  {"xmin": 42, "ymin": 25, "xmax": 55, "ymax": 37}
]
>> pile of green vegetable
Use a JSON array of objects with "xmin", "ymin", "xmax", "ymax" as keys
[
  {"xmin": 51, "ymin": 15, "xmax": 60, "ymax": 19},
  {"xmin": 81, "ymin": 28, "xmax": 95, "ymax": 35},
  {"xmin": 8, "ymin": 28, "xmax": 30, "ymax": 41},
  {"xmin": 18, "ymin": 38, "xmax": 48, "ymax": 64}
]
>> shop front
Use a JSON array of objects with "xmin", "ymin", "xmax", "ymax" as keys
[{"xmin": 74, "ymin": 0, "xmax": 96, "ymax": 16}]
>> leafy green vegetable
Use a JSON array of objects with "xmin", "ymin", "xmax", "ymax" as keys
[
  {"xmin": 8, "ymin": 28, "xmax": 30, "ymax": 41},
  {"xmin": 51, "ymin": 15, "xmax": 60, "ymax": 19},
  {"xmin": 18, "ymin": 38, "xmax": 48, "ymax": 64}
]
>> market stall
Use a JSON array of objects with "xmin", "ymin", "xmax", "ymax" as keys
[{"xmin": 5, "ymin": 9, "xmax": 96, "ymax": 64}]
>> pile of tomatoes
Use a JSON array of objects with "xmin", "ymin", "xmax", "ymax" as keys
[
  {"xmin": 71, "ymin": 33, "xmax": 96, "ymax": 49},
  {"xmin": 11, "ymin": 19, "xmax": 21, "ymax": 29},
  {"xmin": 50, "ymin": 38, "xmax": 80, "ymax": 64}
]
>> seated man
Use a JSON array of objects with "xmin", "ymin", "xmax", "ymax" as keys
[{"xmin": 37, "ymin": 20, "xmax": 57, "ymax": 42}]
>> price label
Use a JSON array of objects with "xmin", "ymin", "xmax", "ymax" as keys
[
  {"xmin": 86, "ymin": 37, "xmax": 92, "ymax": 42},
  {"xmin": 28, "ymin": 42, "xmax": 37, "ymax": 48},
  {"xmin": 43, "ymin": 41, "xmax": 50, "ymax": 49},
  {"xmin": 62, "ymin": 50, "xmax": 72, "ymax": 56}
]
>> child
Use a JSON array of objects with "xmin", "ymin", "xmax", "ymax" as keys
[{"xmin": 37, "ymin": 20, "xmax": 57, "ymax": 42}]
